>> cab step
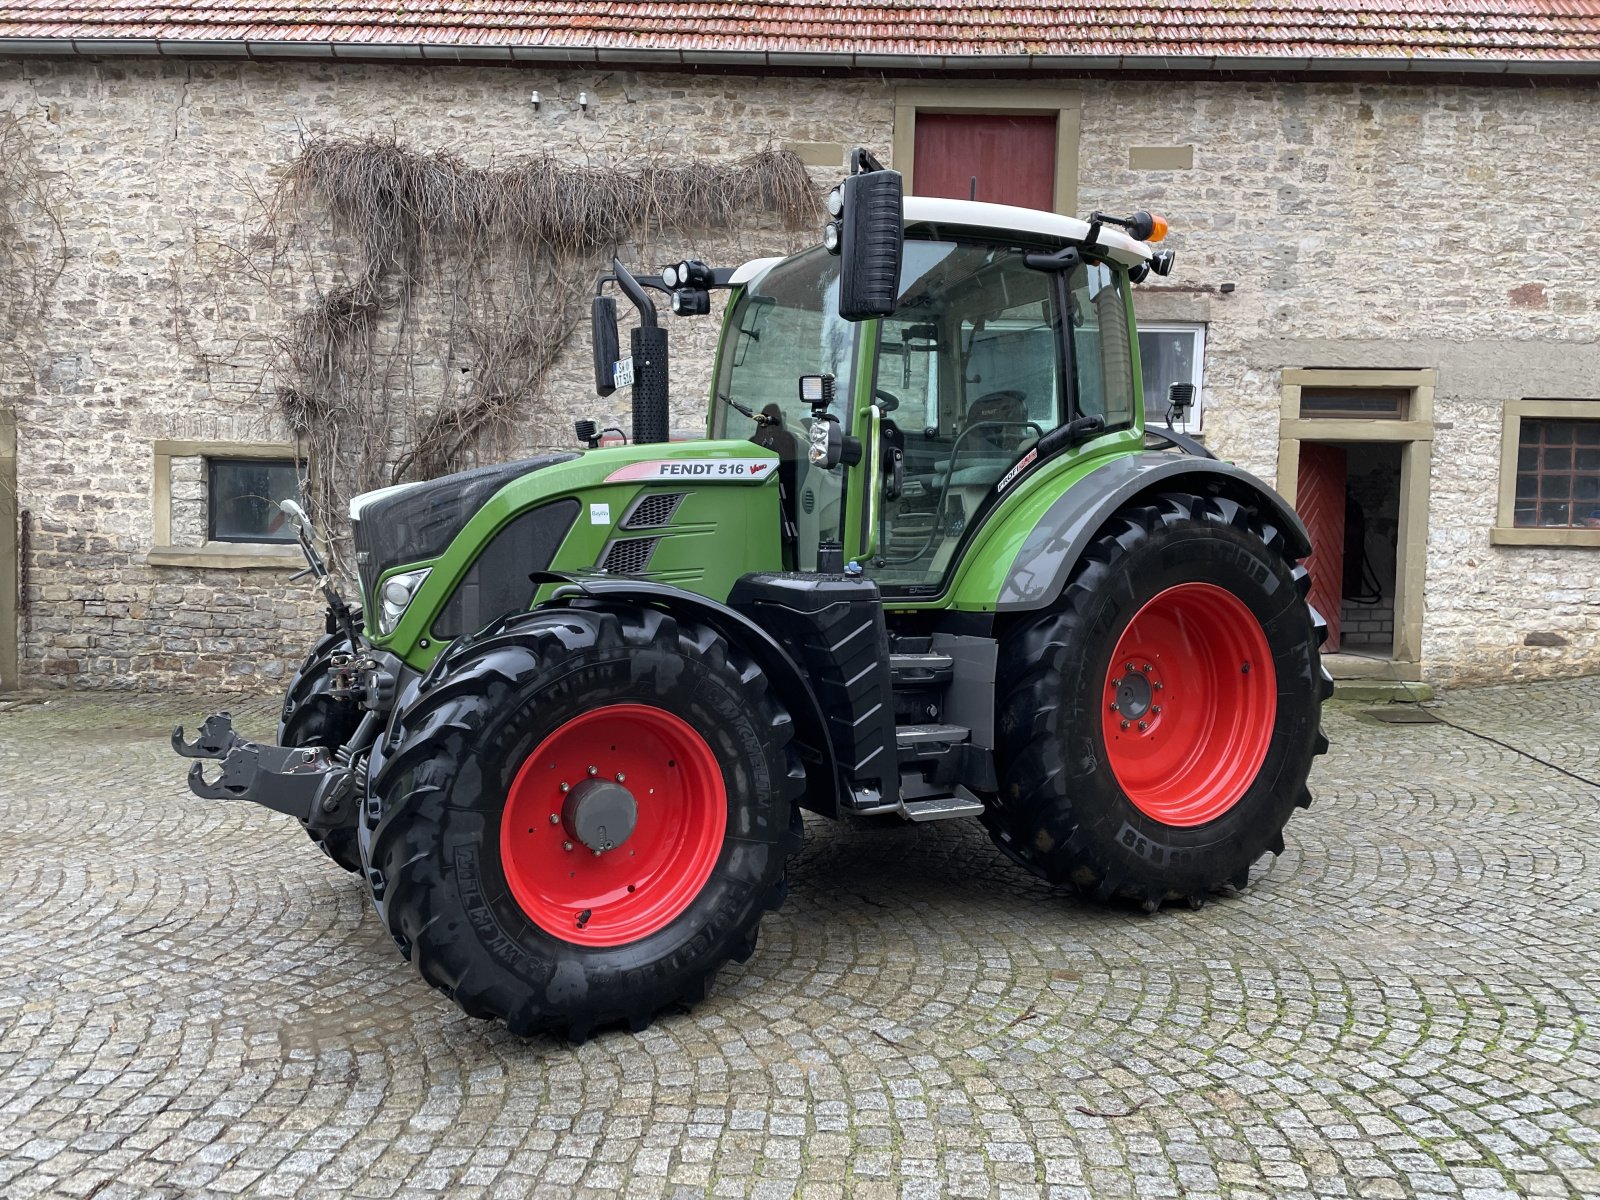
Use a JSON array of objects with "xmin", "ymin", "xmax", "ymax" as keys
[
  {"xmin": 895, "ymin": 722, "xmax": 969, "ymax": 750},
  {"xmin": 888, "ymin": 652, "xmax": 955, "ymax": 689},
  {"xmin": 901, "ymin": 785, "xmax": 986, "ymax": 822}
]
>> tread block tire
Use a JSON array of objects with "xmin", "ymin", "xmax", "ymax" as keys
[
  {"xmin": 279, "ymin": 621, "xmax": 365, "ymax": 872},
  {"xmin": 364, "ymin": 605, "xmax": 805, "ymax": 1040},
  {"xmin": 987, "ymin": 490, "xmax": 1331, "ymax": 908}
]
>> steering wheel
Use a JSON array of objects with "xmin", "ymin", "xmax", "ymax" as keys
[{"xmin": 873, "ymin": 388, "xmax": 902, "ymax": 413}]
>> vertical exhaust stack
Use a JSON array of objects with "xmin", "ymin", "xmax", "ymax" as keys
[
  {"xmin": 630, "ymin": 323, "xmax": 670, "ymax": 445},
  {"xmin": 598, "ymin": 257, "xmax": 671, "ymax": 445}
]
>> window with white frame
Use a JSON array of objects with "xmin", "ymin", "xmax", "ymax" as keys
[{"xmin": 1138, "ymin": 322, "xmax": 1206, "ymax": 431}]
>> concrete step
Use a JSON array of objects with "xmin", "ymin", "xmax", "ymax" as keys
[{"xmin": 1332, "ymin": 678, "xmax": 1435, "ymax": 703}]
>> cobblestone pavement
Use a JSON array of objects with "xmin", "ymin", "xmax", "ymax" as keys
[{"xmin": 1, "ymin": 679, "xmax": 1598, "ymax": 1200}]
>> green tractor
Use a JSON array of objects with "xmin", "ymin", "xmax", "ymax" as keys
[{"xmin": 176, "ymin": 152, "xmax": 1330, "ymax": 1039}]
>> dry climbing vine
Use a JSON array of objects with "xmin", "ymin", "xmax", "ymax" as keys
[
  {"xmin": 265, "ymin": 135, "xmax": 819, "ymax": 553},
  {"xmin": 0, "ymin": 112, "xmax": 65, "ymax": 388}
]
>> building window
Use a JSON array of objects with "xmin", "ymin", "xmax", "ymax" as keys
[
  {"xmin": 1139, "ymin": 322, "xmax": 1205, "ymax": 430},
  {"xmin": 207, "ymin": 458, "xmax": 299, "ymax": 543},
  {"xmin": 1513, "ymin": 417, "xmax": 1600, "ymax": 529},
  {"xmin": 1493, "ymin": 400, "xmax": 1600, "ymax": 547},
  {"xmin": 148, "ymin": 439, "xmax": 308, "ymax": 569}
]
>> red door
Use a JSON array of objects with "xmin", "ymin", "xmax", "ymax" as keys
[
  {"xmin": 912, "ymin": 113, "xmax": 1056, "ymax": 209},
  {"xmin": 1296, "ymin": 443, "xmax": 1346, "ymax": 652}
]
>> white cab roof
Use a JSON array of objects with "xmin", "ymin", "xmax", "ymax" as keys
[
  {"xmin": 730, "ymin": 196, "xmax": 1157, "ymax": 287},
  {"xmin": 902, "ymin": 196, "xmax": 1155, "ymax": 267}
]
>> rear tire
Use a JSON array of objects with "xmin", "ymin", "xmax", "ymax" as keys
[
  {"xmin": 279, "ymin": 625, "xmax": 364, "ymax": 872},
  {"xmin": 366, "ymin": 605, "xmax": 805, "ymax": 1039},
  {"xmin": 987, "ymin": 491, "xmax": 1332, "ymax": 909}
]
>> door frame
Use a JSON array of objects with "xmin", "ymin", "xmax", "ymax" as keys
[
  {"xmin": 1275, "ymin": 369, "xmax": 1436, "ymax": 681},
  {"xmin": 0, "ymin": 408, "xmax": 16, "ymax": 691},
  {"xmin": 891, "ymin": 86, "xmax": 1080, "ymax": 215}
]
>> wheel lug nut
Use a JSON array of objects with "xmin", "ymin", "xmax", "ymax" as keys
[
  {"xmin": 563, "ymin": 841, "xmax": 573, "ymax": 852},
  {"xmin": 559, "ymin": 782, "xmax": 570, "ymax": 793},
  {"xmin": 1142, "ymin": 663, "xmax": 1153, "ymax": 673},
  {"xmin": 615, "ymin": 772, "xmax": 625, "ymax": 783},
  {"xmin": 1154, "ymin": 682, "xmax": 1163, "ymax": 691},
  {"xmin": 1120, "ymin": 719, "xmax": 1130, "ymax": 730},
  {"xmin": 549, "ymin": 813, "xmax": 560, "ymax": 825},
  {"xmin": 1109, "ymin": 701, "xmax": 1119, "ymax": 712},
  {"xmin": 1138, "ymin": 721, "xmax": 1148, "ymax": 731},
  {"xmin": 587, "ymin": 765, "xmax": 598, "ymax": 776},
  {"xmin": 592, "ymin": 849, "xmax": 603, "ymax": 858},
  {"xmin": 1152, "ymin": 706, "xmax": 1161, "ymax": 716}
]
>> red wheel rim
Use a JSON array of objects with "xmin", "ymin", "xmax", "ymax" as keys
[
  {"xmin": 500, "ymin": 704, "xmax": 727, "ymax": 947},
  {"xmin": 1101, "ymin": 583, "xmax": 1277, "ymax": 827}
]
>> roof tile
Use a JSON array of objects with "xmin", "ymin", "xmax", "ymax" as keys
[{"xmin": 0, "ymin": 3, "xmax": 1594, "ymax": 63}]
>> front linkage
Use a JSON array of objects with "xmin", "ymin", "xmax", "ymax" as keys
[{"xmin": 172, "ymin": 499, "xmax": 387, "ymax": 848}]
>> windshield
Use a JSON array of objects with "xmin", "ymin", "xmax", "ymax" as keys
[
  {"xmin": 713, "ymin": 247, "xmax": 857, "ymax": 569},
  {"xmin": 712, "ymin": 247, "xmax": 856, "ymax": 438}
]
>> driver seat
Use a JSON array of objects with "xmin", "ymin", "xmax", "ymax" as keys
[{"xmin": 962, "ymin": 390, "xmax": 1029, "ymax": 456}]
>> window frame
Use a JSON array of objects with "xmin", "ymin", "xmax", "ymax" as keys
[
  {"xmin": 1137, "ymin": 320, "xmax": 1207, "ymax": 431},
  {"xmin": 205, "ymin": 456, "xmax": 301, "ymax": 545},
  {"xmin": 1492, "ymin": 399, "xmax": 1600, "ymax": 548},
  {"xmin": 147, "ymin": 439, "xmax": 309, "ymax": 570}
]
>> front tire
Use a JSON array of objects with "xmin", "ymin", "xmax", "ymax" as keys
[
  {"xmin": 987, "ymin": 491, "xmax": 1331, "ymax": 909},
  {"xmin": 366, "ymin": 605, "xmax": 805, "ymax": 1039}
]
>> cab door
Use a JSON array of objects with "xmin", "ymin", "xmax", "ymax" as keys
[{"xmin": 858, "ymin": 239, "xmax": 1071, "ymax": 588}]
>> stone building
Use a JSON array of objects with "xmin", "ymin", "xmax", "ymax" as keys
[{"xmin": 0, "ymin": 3, "xmax": 1596, "ymax": 692}]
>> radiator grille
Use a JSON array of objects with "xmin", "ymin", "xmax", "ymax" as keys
[
  {"xmin": 599, "ymin": 536, "xmax": 660, "ymax": 575},
  {"xmin": 623, "ymin": 492, "xmax": 685, "ymax": 529}
]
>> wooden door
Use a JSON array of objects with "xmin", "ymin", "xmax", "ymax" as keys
[
  {"xmin": 912, "ymin": 113, "xmax": 1056, "ymax": 209},
  {"xmin": 1297, "ymin": 442, "xmax": 1347, "ymax": 652}
]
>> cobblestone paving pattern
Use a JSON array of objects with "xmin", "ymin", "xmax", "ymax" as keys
[{"xmin": 1, "ymin": 680, "xmax": 1598, "ymax": 1199}]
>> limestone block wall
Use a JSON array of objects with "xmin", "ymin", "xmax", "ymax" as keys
[{"xmin": 0, "ymin": 56, "xmax": 1595, "ymax": 690}]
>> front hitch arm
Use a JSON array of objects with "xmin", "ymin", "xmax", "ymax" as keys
[
  {"xmin": 179, "ymin": 715, "xmax": 358, "ymax": 827},
  {"xmin": 171, "ymin": 711, "xmax": 244, "ymax": 759}
]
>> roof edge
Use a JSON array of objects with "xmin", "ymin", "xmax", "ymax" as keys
[{"xmin": 0, "ymin": 38, "xmax": 1597, "ymax": 78}]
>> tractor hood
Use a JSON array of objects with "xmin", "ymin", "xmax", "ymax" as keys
[{"xmin": 348, "ymin": 453, "xmax": 577, "ymax": 610}]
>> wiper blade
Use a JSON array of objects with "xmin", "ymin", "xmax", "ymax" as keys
[{"xmin": 717, "ymin": 392, "xmax": 773, "ymax": 426}]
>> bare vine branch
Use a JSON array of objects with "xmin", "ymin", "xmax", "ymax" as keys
[{"xmin": 263, "ymin": 134, "xmax": 818, "ymax": 560}]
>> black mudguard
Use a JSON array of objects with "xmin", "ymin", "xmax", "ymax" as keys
[
  {"xmin": 998, "ymin": 452, "xmax": 1313, "ymax": 613},
  {"xmin": 540, "ymin": 575, "xmax": 842, "ymax": 818}
]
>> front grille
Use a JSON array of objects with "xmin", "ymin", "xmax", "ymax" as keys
[
  {"xmin": 599, "ymin": 536, "xmax": 660, "ymax": 575},
  {"xmin": 622, "ymin": 492, "xmax": 684, "ymax": 529}
]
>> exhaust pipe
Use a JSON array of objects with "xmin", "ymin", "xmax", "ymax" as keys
[{"xmin": 602, "ymin": 258, "xmax": 669, "ymax": 445}]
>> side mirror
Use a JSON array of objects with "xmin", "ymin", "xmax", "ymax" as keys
[
  {"xmin": 828, "ymin": 149, "xmax": 904, "ymax": 322},
  {"xmin": 591, "ymin": 295, "xmax": 620, "ymax": 397},
  {"xmin": 277, "ymin": 498, "xmax": 312, "ymax": 542}
]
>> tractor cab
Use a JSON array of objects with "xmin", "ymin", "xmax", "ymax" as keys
[{"xmin": 703, "ymin": 197, "xmax": 1167, "ymax": 593}]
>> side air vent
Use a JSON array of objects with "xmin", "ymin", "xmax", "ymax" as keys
[
  {"xmin": 801, "ymin": 488, "xmax": 816, "ymax": 514},
  {"xmin": 622, "ymin": 492, "xmax": 685, "ymax": 529},
  {"xmin": 599, "ymin": 536, "xmax": 660, "ymax": 575}
]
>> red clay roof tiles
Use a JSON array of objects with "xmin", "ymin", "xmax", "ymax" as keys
[{"xmin": 0, "ymin": 3, "xmax": 1596, "ymax": 63}]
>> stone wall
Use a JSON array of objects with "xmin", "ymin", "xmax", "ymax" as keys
[{"xmin": 0, "ymin": 56, "xmax": 1595, "ymax": 689}]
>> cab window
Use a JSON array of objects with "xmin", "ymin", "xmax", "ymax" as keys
[{"xmin": 870, "ymin": 241, "xmax": 1065, "ymax": 586}]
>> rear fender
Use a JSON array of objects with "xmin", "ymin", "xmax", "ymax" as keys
[
  {"xmin": 545, "ymin": 577, "xmax": 841, "ymax": 818},
  {"xmin": 998, "ymin": 453, "xmax": 1312, "ymax": 612}
]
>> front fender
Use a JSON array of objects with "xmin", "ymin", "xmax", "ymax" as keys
[
  {"xmin": 545, "ymin": 577, "xmax": 841, "ymax": 819},
  {"xmin": 998, "ymin": 452, "xmax": 1313, "ymax": 612}
]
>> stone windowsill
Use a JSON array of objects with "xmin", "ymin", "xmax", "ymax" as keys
[
  {"xmin": 146, "ymin": 542, "xmax": 305, "ymax": 570},
  {"xmin": 1489, "ymin": 526, "xmax": 1600, "ymax": 549}
]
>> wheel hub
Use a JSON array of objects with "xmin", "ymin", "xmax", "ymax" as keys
[
  {"xmin": 1112, "ymin": 664, "xmax": 1156, "ymax": 720},
  {"xmin": 562, "ymin": 778, "xmax": 637, "ymax": 852}
]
